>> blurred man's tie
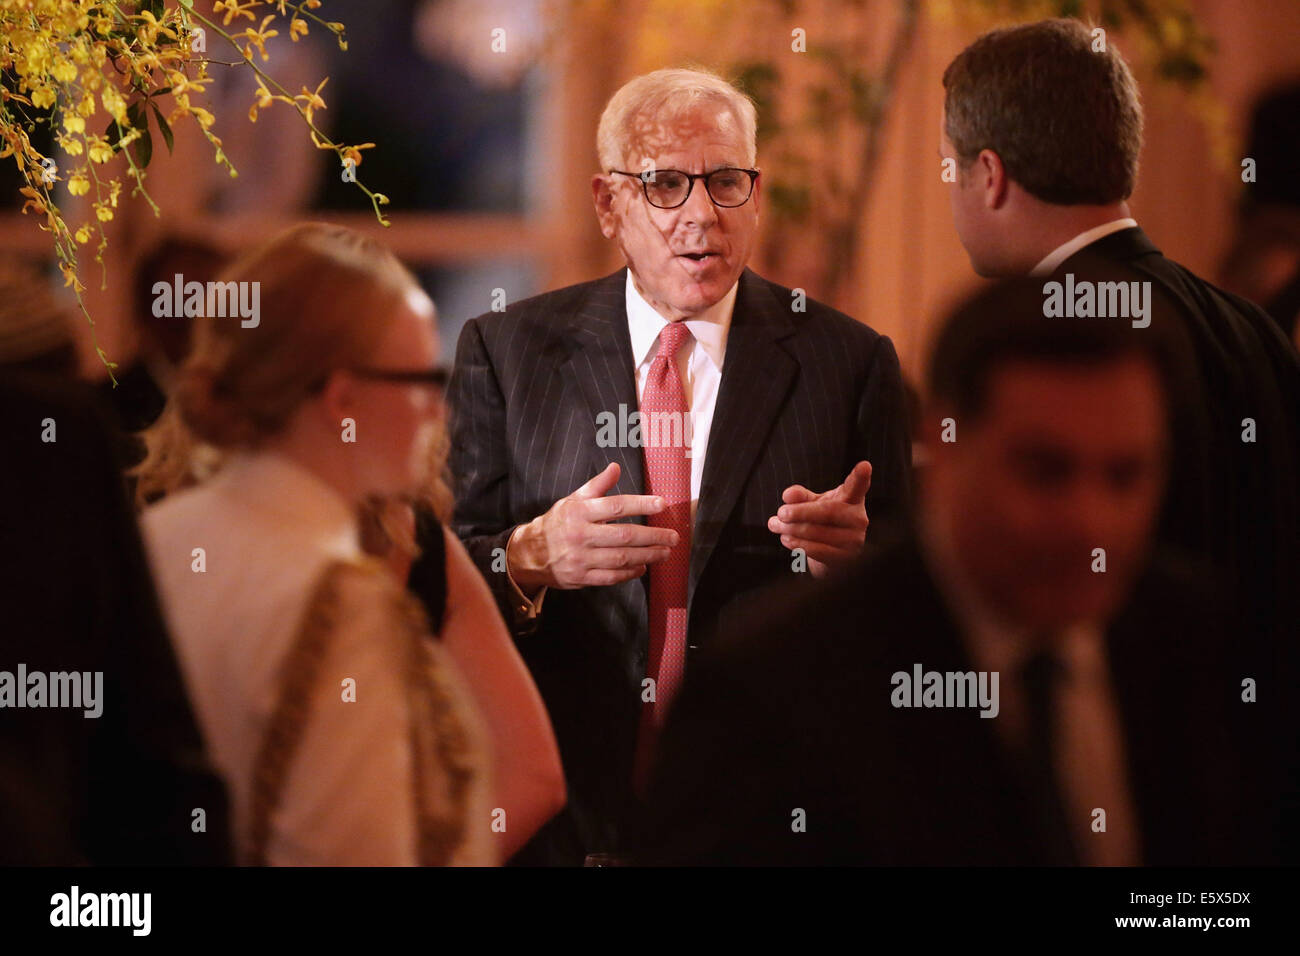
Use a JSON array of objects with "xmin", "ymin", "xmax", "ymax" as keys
[{"xmin": 1019, "ymin": 646, "xmax": 1081, "ymax": 865}]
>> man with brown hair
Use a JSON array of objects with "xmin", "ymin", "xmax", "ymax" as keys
[
  {"xmin": 939, "ymin": 17, "xmax": 1299, "ymax": 860},
  {"xmin": 941, "ymin": 18, "xmax": 1144, "ymax": 271}
]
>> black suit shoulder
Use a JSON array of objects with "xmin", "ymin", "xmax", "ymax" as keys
[
  {"xmin": 1069, "ymin": 228, "xmax": 1298, "ymax": 366},
  {"xmin": 742, "ymin": 272, "xmax": 901, "ymax": 391},
  {"xmin": 461, "ymin": 271, "xmax": 622, "ymax": 345},
  {"xmin": 450, "ymin": 272, "xmax": 627, "ymax": 408}
]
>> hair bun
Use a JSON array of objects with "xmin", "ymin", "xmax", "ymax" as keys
[{"xmin": 177, "ymin": 364, "xmax": 260, "ymax": 449}]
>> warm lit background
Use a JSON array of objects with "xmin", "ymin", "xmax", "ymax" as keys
[{"xmin": 3, "ymin": 0, "xmax": 1297, "ymax": 387}]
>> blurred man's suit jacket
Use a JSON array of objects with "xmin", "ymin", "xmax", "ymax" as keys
[
  {"xmin": 447, "ymin": 266, "xmax": 912, "ymax": 864},
  {"xmin": 0, "ymin": 371, "xmax": 231, "ymax": 864},
  {"xmin": 1058, "ymin": 228, "xmax": 1300, "ymax": 858},
  {"xmin": 636, "ymin": 537, "xmax": 1268, "ymax": 866},
  {"xmin": 1057, "ymin": 227, "xmax": 1299, "ymax": 645}
]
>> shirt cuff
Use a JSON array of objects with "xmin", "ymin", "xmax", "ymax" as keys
[{"xmin": 504, "ymin": 525, "xmax": 548, "ymax": 624}]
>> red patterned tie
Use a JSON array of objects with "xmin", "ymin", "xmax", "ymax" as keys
[{"xmin": 633, "ymin": 320, "xmax": 693, "ymax": 794}]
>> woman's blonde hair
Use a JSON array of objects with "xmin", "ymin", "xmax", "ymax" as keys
[{"xmin": 133, "ymin": 222, "xmax": 452, "ymax": 520}]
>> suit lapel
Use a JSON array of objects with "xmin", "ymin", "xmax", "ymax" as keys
[
  {"xmin": 558, "ymin": 268, "xmax": 801, "ymax": 603},
  {"xmin": 558, "ymin": 268, "xmax": 646, "ymax": 497},
  {"xmin": 689, "ymin": 269, "xmax": 798, "ymax": 602}
]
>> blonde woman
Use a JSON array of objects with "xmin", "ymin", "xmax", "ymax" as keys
[{"xmin": 139, "ymin": 223, "xmax": 563, "ymax": 864}]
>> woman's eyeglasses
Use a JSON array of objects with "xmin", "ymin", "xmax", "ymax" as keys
[
  {"xmin": 348, "ymin": 366, "xmax": 448, "ymax": 387},
  {"xmin": 308, "ymin": 366, "xmax": 449, "ymax": 393}
]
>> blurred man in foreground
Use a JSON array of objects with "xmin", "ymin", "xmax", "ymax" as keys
[{"xmin": 638, "ymin": 280, "xmax": 1266, "ymax": 865}]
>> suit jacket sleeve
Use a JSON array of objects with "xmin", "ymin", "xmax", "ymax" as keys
[
  {"xmin": 447, "ymin": 315, "xmax": 536, "ymax": 636},
  {"xmin": 857, "ymin": 333, "xmax": 912, "ymax": 544}
]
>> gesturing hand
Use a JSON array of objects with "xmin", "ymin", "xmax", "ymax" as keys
[
  {"xmin": 766, "ymin": 461, "xmax": 872, "ymax": 579},
  {"xmin": 508, "ymin": 462, "xmax": 679, "ymax": 591}
]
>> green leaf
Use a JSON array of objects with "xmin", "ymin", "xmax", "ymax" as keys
[
  {"xmin": 149, "ymin": 101, "xmax": 173, "ymax": 154},
  {"xmin": 132, "ymin": 128, "xmax": 153, "ymax": 169},
  {"xmin": 105, "ymin": 118, "xmax": 124, "ymax": 152}
]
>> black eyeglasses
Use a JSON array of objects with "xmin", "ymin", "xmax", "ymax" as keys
[
  {"xmin": 310, "ymin": 366, "xmax": 449, "ymax": 392},
  {"xmin": 350, "ymin": 366, "xmax": 448, "ymax": 387},
  {"xmin": 610, "ymin": 167, "xmax": 758, "ymax": 209}
]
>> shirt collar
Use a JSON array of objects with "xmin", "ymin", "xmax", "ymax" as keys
[
  {"xmin": 211, "ymin": 449, "xmax": 362, "ymax": 558},
  {"xmin": 1030, "ymin": 218, "xmax": 1139, "ymax": 276},
  {"xmin": 625, "ymin": 269, "xmax": 737, "ymax": 372}
]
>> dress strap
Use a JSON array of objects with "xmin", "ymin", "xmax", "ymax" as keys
[{"xmin": 246, "ymin": 557, "xmax": 477, "ymax": 865}]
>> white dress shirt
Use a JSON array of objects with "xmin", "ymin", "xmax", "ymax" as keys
[
  {"xmin": 1030, "ymin": 218, "xmax": 1139, "ymax": 276},
  {"xmin": 142, "ymin": 450, "xmax": 493, "ymax": 866},
  {"xmin": 919, "ymin": 512, "xmax": 1140, "ymax": 865},
  {"xmin": 626, "ymin": 269, "xmax": 737, "ymax": 522},
  {"xmin": 504, "ymin": 272, "xmax": 738, "ymax": 618}
]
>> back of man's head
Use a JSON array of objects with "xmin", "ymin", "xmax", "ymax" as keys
[{"xmin": 943, "ymin": 18, "xmax": 1143, "ymax": 205}]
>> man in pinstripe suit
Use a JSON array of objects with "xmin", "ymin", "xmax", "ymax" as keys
[{"xmin": 446, "ymin": 68, "xmax": 911, "ymax": 865}]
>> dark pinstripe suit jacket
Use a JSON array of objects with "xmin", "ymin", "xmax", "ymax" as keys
[{"xmin": 446, "ymin": 265, "xmax": 911, "ymax": 864}]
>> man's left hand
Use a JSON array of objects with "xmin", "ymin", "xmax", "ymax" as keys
[{"xmin": 767, "ymin": 461, "xmax": 872, "ymax": 578}]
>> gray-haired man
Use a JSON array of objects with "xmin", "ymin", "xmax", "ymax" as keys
[{"xmin": 447, "ymin": 67, "xmax": 911, "ymax": 865}]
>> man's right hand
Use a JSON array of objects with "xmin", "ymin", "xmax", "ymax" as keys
[{"xmin": 507, "ymin": 462, "xmax": 678, "ymax": 592}]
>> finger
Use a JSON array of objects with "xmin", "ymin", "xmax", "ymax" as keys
[
  {"xmin": 584, "ymin": 566, "xmax": 649, "ymax": 587},
  {"xmin": 768, "ymin": 519, "xmax": 863, "ymax": 550},
  {"xmin": 582, "ymin": 546, "xmax": 674, "ymax": 570},
  {"xmin": 781, "ymin": 484, "xmax": 819, "ymax": 505},
  {"xmin": 584, "ymin": 522, "xmax": 679, "ymax": 549},
  {"xmin": 777, "ymin": 537, "xmax": 857, "ymax": 565},
  {"xmin": 584, "ymin": 493, "xmax": 668, "ymax": 522},
  {"xmin": 839, "ymin": 461, "xmax": 873, "ymax": 506},
  {"xmin": 774, "ymin": 498, "xmax": 868, "ymax": 530},
  {"xmin": 570, "ymin": 462, "xmax": 621, "ymax": 500}
]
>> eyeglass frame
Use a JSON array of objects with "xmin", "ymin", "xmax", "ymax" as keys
[
  {"xmin": 308, "ymin": 366, "xmax": 449, "ymax": 393},
  {"xmin": 349, "ymin": 366, "xmax": 448, "ymax": 387},
  {"xmin": 608, "ymin": 167, "xmax": 760, "ymax": 209}
]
